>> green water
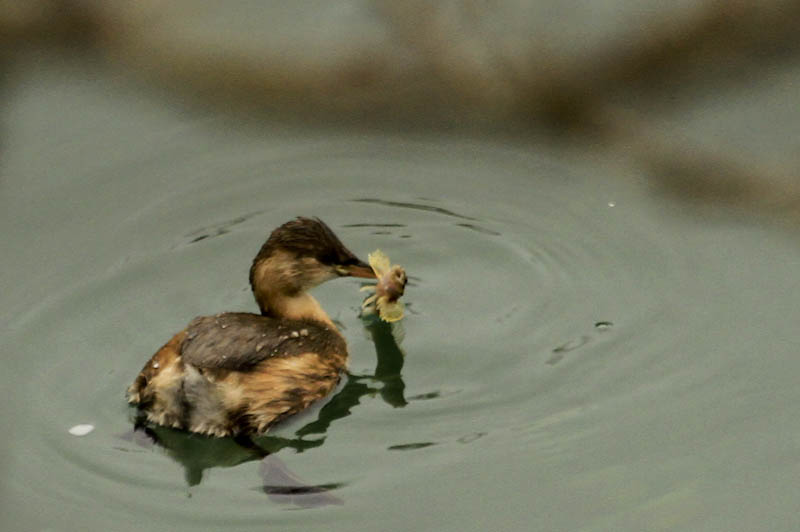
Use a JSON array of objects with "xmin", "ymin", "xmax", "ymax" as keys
[{"xmin": 3, "ymin": 55, "xmax": 800, "ymax": 532}]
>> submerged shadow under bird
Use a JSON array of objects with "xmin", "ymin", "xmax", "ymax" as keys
[{"xmin": 124, "ymin": 313, "xmax": 407, "ymax": 507}]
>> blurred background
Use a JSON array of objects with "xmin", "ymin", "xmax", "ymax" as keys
[
  {"xmin": 2, "ymin": 2, "xmax": 800, "ymax": 531},
  {"xmin": 4, "ymin": 0, "xmax": 800, "ymax": 210}
]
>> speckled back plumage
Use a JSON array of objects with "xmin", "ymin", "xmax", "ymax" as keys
[{"xmin": 182, "ymin": 313, "xmax": 346, "ymax": 371}]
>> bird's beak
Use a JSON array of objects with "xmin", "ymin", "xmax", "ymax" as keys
[{"xmin": 340, "ymin": 259, "xmax": 376, "ymax": 279}]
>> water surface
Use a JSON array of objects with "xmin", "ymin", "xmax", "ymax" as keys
[{"xmin": 3, "ymin": 55, "xmax": 800, "ymax": 532}]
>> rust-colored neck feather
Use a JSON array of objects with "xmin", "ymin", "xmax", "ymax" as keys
[{"xmin": 250, "ymin": 250, "xmax": 336, "ymax": 328}]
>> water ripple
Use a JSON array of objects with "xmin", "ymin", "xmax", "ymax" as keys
[{"xmin": 6, "ymin": 137, "xmax": 797, "ymax": 530}]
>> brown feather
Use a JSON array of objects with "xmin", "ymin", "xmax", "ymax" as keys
[{"xmin": 128, "ymin": 216, "xmax": 368, "ymax": 437}]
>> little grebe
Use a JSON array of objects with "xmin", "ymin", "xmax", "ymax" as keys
[{"xmin": 127, "ymin": 217, "xmax": 376, "ymax": 437}]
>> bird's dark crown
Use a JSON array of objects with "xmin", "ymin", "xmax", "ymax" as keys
[
  {"xmin": 264, "ymin": 217, "xmax": 359, "ymax": 262},
  {"xmin": 250, "ymin": 217, "xmax": 361, "ymax": 282}
]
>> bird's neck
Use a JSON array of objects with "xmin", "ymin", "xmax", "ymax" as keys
[
  {"xmin": 260, "ymin": 291, "xmax": 335, "ymax": 329},
  {"xmin": 251, "ymin": 251, "xmax": 336, "ymax": 328}
]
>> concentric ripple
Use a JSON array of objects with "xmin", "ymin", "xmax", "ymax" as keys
[{"xmin": 5, "ymin": 115, "xmax": 800, "ymax": 531}]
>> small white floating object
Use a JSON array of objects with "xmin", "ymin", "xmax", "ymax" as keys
[{"xmin": 68, "ymin": 424, "xmax": 95, "ymax": 436}]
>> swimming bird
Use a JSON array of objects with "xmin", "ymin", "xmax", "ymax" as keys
[{"xmin": 127, "ymin": 217, "xmax": 376, "ymax": 437}]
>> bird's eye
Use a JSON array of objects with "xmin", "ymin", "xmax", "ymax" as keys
[{"xmin": 316, "ymin": 251, "xmax": 337, "ymax": 265}]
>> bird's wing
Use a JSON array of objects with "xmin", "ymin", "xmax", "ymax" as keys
[{"xmin": 180, "ymin": 313, "xmax": 328, "ymax": 371}]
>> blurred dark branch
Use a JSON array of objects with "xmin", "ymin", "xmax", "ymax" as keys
[
  {"xmin": 3, "ymin": 0, "xmax": 799, "ymax": 216},
  {"xmin": 5, "ymin": 0, "xmax": 799, "ymax": 118},
  {"xmin": 0, "ymin": 0, "xmax": 102, "ymax": 49}
]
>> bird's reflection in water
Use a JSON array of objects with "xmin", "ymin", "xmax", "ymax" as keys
[{"xmin": 126, "ymin": 313, "xmax": 406, "ymax": 507}]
